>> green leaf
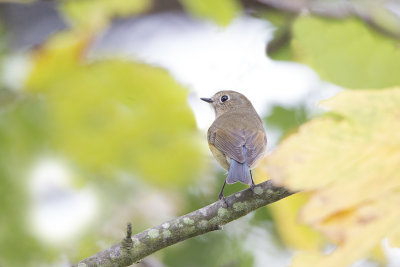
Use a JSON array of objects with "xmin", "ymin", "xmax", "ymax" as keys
[
  {"xmin": 264, "ymin": 105, "xmax": 308, "ymax": 139},
  {"xmin": 26, "ymin": 33, "xmax": 204, "ymax": 186},
  {"xmin": 291, "ymin": 16, "xmax": 400, "ymax": 89},
  {"xmin": 180, "ymin": 0, "xmax": 241, "ymax": 26}
]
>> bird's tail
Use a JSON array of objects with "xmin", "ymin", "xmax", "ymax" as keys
[{"xmin": 226, "ymin": 158, "xmax": 251, "ymax": 185}]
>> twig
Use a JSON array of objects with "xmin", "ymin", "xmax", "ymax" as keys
[{"xmin": 72, "ymin": 180, "xmax": 293, "ymax": 267}]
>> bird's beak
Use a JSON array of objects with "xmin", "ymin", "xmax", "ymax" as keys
[{"xmin": 200, "ymin": 97, "xmax": 214, "ymax": 103}]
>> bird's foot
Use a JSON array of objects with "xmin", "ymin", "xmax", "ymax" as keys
[
  {"xmin": 250, "ymin": 183, "xmax": 256, "ymax": 193},
  {"xmin": 218, "ymin": 194, "xmax": 228, "ymax": 207}
]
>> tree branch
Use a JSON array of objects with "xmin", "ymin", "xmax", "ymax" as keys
[
  {"xmin": 255, "ymin": 0, "xmax": 400, "ymax": 38},
  {"xmin": 73, "ymin": 180, "xmax": 293, "ymax": 267}
]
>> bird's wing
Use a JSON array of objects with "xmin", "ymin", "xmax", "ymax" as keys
[
  {"xmin": 208, "ymin": 126, "xmax": 246, "ymax": 163},
  {"xmin": 244, "ymin": 130, "xmax": 267, "ymax": 167}
]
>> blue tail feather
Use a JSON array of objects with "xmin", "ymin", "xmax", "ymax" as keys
[{"xmin": 226, "ymin": 159, "xmax": 251, "ymax": 185}]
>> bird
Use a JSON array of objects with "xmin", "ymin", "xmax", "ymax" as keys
[{"xmin": 201, "ymin": 90, "xmax": 267, "ymax": 200}]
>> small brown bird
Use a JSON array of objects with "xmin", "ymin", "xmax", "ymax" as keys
[{"xmin": 201, "ymin": 90, "xmax": 267, "ymax": 200}]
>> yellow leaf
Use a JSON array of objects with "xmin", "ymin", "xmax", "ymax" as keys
[
  {"xmin": 388, "ymin": 224, "xmax": 400, "ymax": 248},
  {"xmin": 60, "ymin": 0, "xmax": 152, "ymax": 31},
  {"xmin": 27, "ymin": 32, "xmax": 91, "ymax": 91},
  {"xmin": 255, "ymin": 164, "xmax": 324, "ymax": 250},
  {"xmin": 268, "ymin": 88, "xmax": 400, "ymax": 221},
  {"xmin": 292, "ymin": 196, "xmax": 400, "ymax": 267},
  {"xmin": 269, "ymin": 193, "xmax": 324, "ymax": 250},
  {"xmin": 369, "ymin": 244, "xmax": 386, "ymax": 266},
  {"xmin": 265, "ymin": 88, "xmax": 400, "ymax": 266}
]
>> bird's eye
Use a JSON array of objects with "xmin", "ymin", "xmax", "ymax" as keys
[{"xmin": 220, "ymin": 95, "xmax": 229, "ymax": 102}]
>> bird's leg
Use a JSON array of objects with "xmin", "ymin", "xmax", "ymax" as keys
[
  {"xmin": 250, "ymin": 170, "xmax": 256, "ymax": 190},
  {"xmin": 218, "ymin": 180, "xmax": 228, "ymax": 207},
  {"xmin": 218, "ymin": 179, "xmax": 227, "ymax": 199}
]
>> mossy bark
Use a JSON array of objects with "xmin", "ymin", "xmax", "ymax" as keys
[{"xmin": 73, "ymin": 180, "xmax": 292, "ymax": 267}]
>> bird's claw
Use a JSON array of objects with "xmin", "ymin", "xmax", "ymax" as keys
[
  {"xmin": 250, "ymin": 183, "xmax": 256, "ymax": 191},
  {"xmin": 219, "ymin": 194, "xmax": 228, "ymax": 207}
]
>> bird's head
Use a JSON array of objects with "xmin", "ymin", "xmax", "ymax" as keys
[{"xmin": 201, "ymin": 90, "xmax": 253, "ymax": 117}]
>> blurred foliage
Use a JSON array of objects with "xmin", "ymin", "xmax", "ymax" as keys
[
  {"xmin": 263, "ymin": 7, "xmax": 400, "ymax": 265},
  {"xmin": 264, "ymin": 0, "xmax": 400, "ymax": 60},
  {"xmin": 266, "ymin": 88, "xmax": 400, "ymax": 267},
  {"xmin": 0, "ymin": 0, "xmax": 208, "ymax": 265},
  {"xmin": 264, "ymin": 105, "xmax": 308, "ymax": 140},
  {"xmin": 292, "ymin": 16, "xmax": 400, "ymax": 89},
  {"xmin": 0, "ymin": 96, "xmax": 53, "ymax": 266},
  {"xmin": 262, "ymin": 10, "xmax": 294, "ymax": 61},
  {"xmin": 268, "ymin": 15, "xmax": 400, "ymax": 89},
  {"xmin": 163, "ymin": 230, "xmax": 254, "ymax": 267},
  {"xmin": 0, "ymin": 0, "xmax": 33, "ymax": 2},
  {"xmin": 256, "ymin": 105, "xmax": 324, "ymax": 252},
  {"xmin": 0, "ymin": 89, "xmax": 19, "ymax": 111},
  {"xmin": 179, "ymin": 0, "xmax": 241, "ymax": 26},
  {"xmin": 60, "ymin": 0, "xmax": 151, "ymax": 31},
  {"xmin": 26, "ymin": 32, "xmax": 204, "ymax": 186},
  {"xmin": 0, "ymin": 22, "xmax": 51, "ymax": 266},
  {"xmin": 2, "ymin": 0, "xmax": 400, "ymax": 266},
  {"xmin": 263, "ymin": 4, "xmax": 400, "ymax": 266},
  {"xmin": 268, "ymin": 193, "xmax": 324, "ymax": 251}
]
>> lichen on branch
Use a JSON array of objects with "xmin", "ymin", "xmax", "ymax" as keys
[{"xmin": 73, "ymin": 180, "xmax": 292, "ymax": 267}]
